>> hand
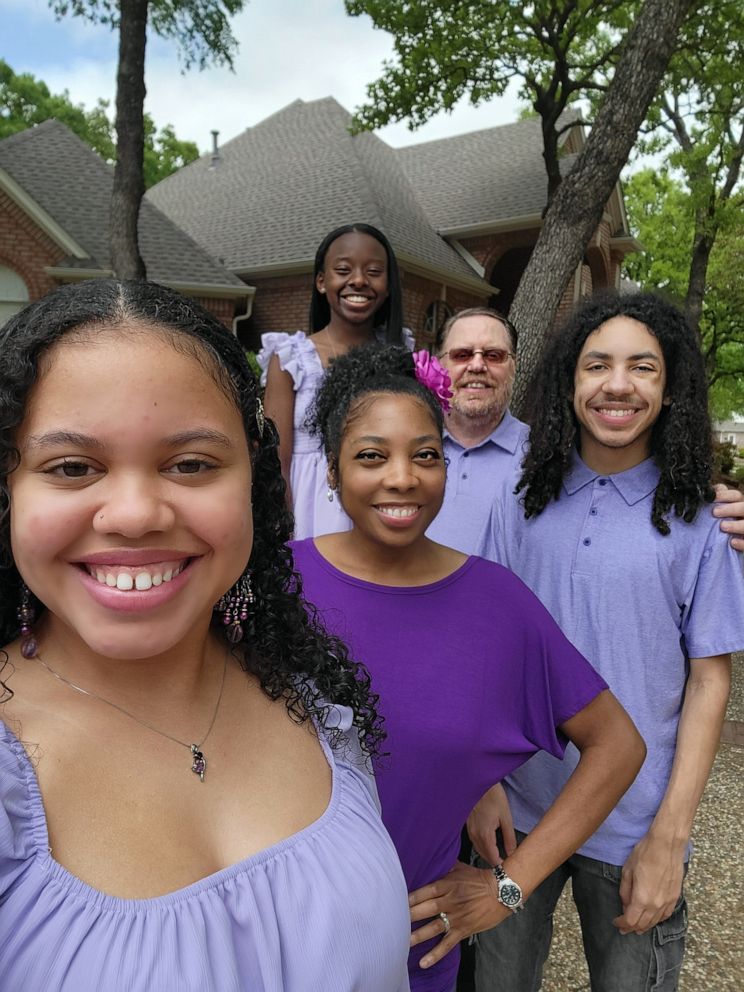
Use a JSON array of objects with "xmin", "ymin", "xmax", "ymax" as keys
[
  {"xmin": 613, "ymin": 833, "xmax": 685, "ymax": 935},
  {"xmin": 713, "ymin": 483, "xmax": 744, "ymax": 552},
  {"xmin": 467, "ymin": 783, "xmax": 517, "ymax": 866},
  {"xmin": 408, "ymin": 861, "xmax": 508, "ymax": 969}
]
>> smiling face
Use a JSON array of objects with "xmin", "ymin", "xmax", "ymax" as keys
[
  {"xmin": 315, "ymin": 231, "xmax": 389, "ymax": 331},
  {"xmin": 439, "ymin": 314, "xmax": 515, "ymax": 427},
  {"xmin": 334, "ymin": 392, "xmax": 445, "ymax": 549},
  {"xmin": 8, "ymin": 325, "xmax": 254, "ymax": 660},
  {"xmin": 573, "ymin": 315, "xmax": 669, "ymax": 474}
]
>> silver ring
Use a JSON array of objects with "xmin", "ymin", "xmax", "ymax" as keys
[{"xmin": 439, "ymin": 911, "xmax": 451, "ymax": 935}]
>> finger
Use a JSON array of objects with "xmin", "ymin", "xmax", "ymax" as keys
[
  {"xmin": 731, "ymin": 537, "xmax": 744, "ymax": 552},
  {"xmin": 408, "ymin": 882, "xmax": 442, "ymax": 908},
  {"xmin": 409, "ymin": 917, "xmax": 450, "ymax": 948},
  {"xmin": 713, "ymin": 484, "xmax": 740, "ymax": 502},
  {"xmin": 477, "ymin": 830, "xmax": 502, "ymax": 867},
  {"xmin": 501, "ymin": 819, "xmax": 517, "ymax": 857},
  {"xmin": 410, "ymin": 899, "xmax": 443, "ymax": 924},
  {"xmin": 419, "ymin": 932, "xmax": 462, "ymax": 969}
]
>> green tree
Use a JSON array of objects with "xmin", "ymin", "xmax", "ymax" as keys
[
  {"xmin": 49, "ymin": 0, "xmax": 246, "ymax": 279},
  {"xmin": 624, "ymin": 169, "xmax": 744, "ymax": 417},
  {"xmin": 0, "ymin": 59, "xmax": 199, "ymax": 188},
  {"xmin": 348, "ymin": 0, "xmax": 695, "ymax": 411},
  {"xmin": 642, "ymin": 0, "xmax": 744, "ymax": 336},
  {"xmin": 349, "ymin": 0, "xmax": 636, "ymax": 204}
]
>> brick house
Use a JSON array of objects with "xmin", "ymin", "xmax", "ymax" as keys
[
  {"xmin": 147, "ymin": 97, "xmax": 638, "ymax": 348},
  {"xmin": 0, "ymin": 120, "xmax": 253, "ymax": 329}
]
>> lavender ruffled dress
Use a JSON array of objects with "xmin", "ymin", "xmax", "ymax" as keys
[
  {"xmin": 258, "ymin": 330, "xmax": 414, "ymax": 540},
  {"xmin": 0, "ymin": 705, "xmax": 411, "ymax": 991}
]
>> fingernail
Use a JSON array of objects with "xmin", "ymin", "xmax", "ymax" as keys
[{"xmin": 420, "ymin": 956, "xmax": 431, "ymax": 968}]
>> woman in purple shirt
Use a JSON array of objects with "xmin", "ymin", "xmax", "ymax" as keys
[
  {"xmin": 0, "ymin": 281, "xmax": 411, "ymax": 991},
  {"xmin": 293, "ymin": 344, "xmax": 646, "ymax": 992}
]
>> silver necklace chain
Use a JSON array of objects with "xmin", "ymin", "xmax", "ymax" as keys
[{"xmin": 33, "ymin": 652, "xmax": 228, "ymax": 782}]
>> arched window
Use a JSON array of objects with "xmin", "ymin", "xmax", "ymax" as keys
[{"xmin": 0, "ymin": 266, "xmax": 29, "ymax": 327}]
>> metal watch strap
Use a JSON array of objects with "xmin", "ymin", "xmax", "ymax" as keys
[{"xmin": 491, "ymin": 863, "xmax": 525, "ymax": 913}]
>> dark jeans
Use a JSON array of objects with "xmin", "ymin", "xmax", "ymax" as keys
[{"xmin": 473, "ymin": 836, "xmax": 687, "ymax": 992}]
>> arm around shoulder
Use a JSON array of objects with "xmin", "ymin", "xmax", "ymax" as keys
[{"xmin": 263, "ymin": 354, "xmax": 296, "ymax": 501}]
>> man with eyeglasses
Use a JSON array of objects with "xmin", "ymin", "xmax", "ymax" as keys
[{"xmin": 426, "ymin": 307, "xmax": 528, "ymax": 554}]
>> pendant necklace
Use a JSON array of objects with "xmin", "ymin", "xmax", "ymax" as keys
[{"xmin": 32, "ymin": 652, "xmax": 228, "ymax": 782}]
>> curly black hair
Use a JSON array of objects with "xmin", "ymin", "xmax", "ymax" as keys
[
  {"xmin": 0, "ymin": 279, "xmax": 384, "ymax": 755},
  {"xmin": 518, "ymin": 291, "xmax": 714, "ymax": 534},
  {"xmin": 309, "ymin": 344, "xmax": 445, "ymax": 477},
  {"xmin": 308, "ymin": 224, "xmax": 405, "ymax": 343}
]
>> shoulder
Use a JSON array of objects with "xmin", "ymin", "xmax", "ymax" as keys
[
  {"xmin": 0, "ymin": 722, "xmax": 38, "ymax": 892},
  {"xmin": 257, "ymin": 332, "xmax": 317, "ymax": 387}
]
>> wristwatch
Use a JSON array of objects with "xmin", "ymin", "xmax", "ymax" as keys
[{"xmin": 491, "ymin": 864, "xmax": 524, "ymax": 913}]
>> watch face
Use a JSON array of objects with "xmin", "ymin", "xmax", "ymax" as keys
[{"xmin": 499, "ymin": 882, "xmax": 522, "ymax": 907}]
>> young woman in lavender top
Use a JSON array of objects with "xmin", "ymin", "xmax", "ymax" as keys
[
  {"xmin": 0, "ymin": 281, "xmax": 411, "ymax": 992},
  {"xmin": 259, "ymin": 223, "xmax": 412, "ymax": 540},
  {"xmin": 291, "ymin": 345, "xmax": 646, "ymax": 992}
]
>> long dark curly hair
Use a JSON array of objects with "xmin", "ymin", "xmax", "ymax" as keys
[
  {"xmin": 518, "ymin": 291, "xmax": 714, "ymax": 534},
  {"xmin": 0, "ymin": 279, "xmax": 384, "ymax": 755},
  {"xmin": 308, "ymin": 224, "xmax": 404, "ymax": 343},
  {"xmin": 309, "ymin": 344, "xmax": 444, "ymax": 478}
]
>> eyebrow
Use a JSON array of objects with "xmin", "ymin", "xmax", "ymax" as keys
[
  {"xmin": 582, "ymin": 350, "xmax": 661, "ymax": 361},
  {"xmin": 23, "ymin": 428, "xmax": 234, "ymax": 452},
  {"xmin": 354, "ymin": 434, "xmax": 440, "ymax": 444}
]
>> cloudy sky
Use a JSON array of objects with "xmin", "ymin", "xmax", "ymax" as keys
[{"xmin": 2, "ymin": 0, "xmax": 523, "ymax": 152}]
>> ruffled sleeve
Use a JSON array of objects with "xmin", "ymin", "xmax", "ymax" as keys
[
  {"xmin": 322, "ymin": 703, "xmax": 381, "ymax": 813},
  {"xmin": 0, "ymin": 727, "xmax": 37, "ymax": 897},
  {"xmin": 257, "ymin": 331, "xmax": 317, "ymax": 390}
]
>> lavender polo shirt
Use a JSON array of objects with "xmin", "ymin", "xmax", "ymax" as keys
[
  {"xmin": 426, "ymin": 409, "xmax": 529, "ymax": 554},
  {"xmin": 479, "ymin": 453, "xmax": 744, "ymax": 865}
]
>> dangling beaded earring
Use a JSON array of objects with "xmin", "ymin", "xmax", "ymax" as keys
[
  {"xmin": 327, "ymin": 486, "xmax": 334, "ymax": 502},
  {"xmin": 255, "ymin": 396, "xmax": 265, "ymax": 439},
  {"xmin": 214, "ymin": 574, "xmax": 255, "ymax": 644},
  {"xmin": 17, "ymin": 583, "xmax": 38, "ymax": 659}
]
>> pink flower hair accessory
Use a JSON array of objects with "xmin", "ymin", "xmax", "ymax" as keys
[{"xmin": 412, "ymin": 350, "xmax": 453, "ymax": 413}]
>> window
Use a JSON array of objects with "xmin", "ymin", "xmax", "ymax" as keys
[{"xmin": 0, "ymin": 266, "xmax": 29, "ymax": 327}]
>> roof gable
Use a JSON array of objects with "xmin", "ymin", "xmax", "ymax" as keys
[
  {"xmin": 0, "ymin": 120, "xmax": 246, "ymax": 292},
  {"xmin": 147, "ymin": 98, "xmax": 489, "ymax": 289}
]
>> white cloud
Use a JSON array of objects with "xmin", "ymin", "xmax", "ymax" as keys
[{"xmin": 2, "ymin": 0, "xmax": 521, "ymax": 151}]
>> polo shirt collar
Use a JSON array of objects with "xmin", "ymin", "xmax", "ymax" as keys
[
  {"xmin": 444, "ymin": 408, "xmax": 525, "ymax": 454},
  {"xmin": 564, "ymin": 449, "xmax": 660, "ymax": 505}
]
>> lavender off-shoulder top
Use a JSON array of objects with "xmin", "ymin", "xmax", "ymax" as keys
[{"xmin": 0, "ymin": 705, "xmax": 411, "ymax": 992}]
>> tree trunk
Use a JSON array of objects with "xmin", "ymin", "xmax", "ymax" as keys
[
  {"xmin": 110, "ymin": 0, "xmax": 148, "ymax": 280},
  {"xmin": 509, "ymin": 0, "xmax": 695, "ymax": 415},
  {"xmin": 685, "ymin": 214, "xmax": 715, "ymax": 336}
]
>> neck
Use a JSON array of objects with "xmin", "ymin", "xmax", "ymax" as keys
[
  {"xmin": 325, "ymin": 312, "xmax": 377, "ymax": 345},
  {"xmin": 578, "ymin": 434, "xmax": 652, "ymax": 476},
  {"xmin": 329, "ymin": 529, "xmax": 441, "ymax": 585},
  {"xmin": 445, "ymin": 409, "xmax": 506, "ymax": 448},
  {"xmin": 32, "ymin": 612, "xmax": 221, "ymax": 710}
]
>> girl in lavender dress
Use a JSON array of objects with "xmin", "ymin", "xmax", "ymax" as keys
[
  {"xmin": 0, "ymin": 281, "xmax": 411, "ymax": 992},
  {"xmin": 260, "ymin": 223, "xmax": 412, "ymax": 539}
]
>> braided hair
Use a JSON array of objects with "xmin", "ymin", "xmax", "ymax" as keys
[
  {"xmin": 0, "ymin": 279, "xmax": 384, "ymax": 755},
  {"xmin": 518, "ymin": 291, "xmax": 714, "ymax": 534}
]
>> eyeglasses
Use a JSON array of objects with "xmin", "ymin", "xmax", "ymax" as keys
[{"xmin": 439, "ymin": 347, "xmax": 515, "ymax": 366}]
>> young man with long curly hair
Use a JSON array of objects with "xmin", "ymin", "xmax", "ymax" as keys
[{"xmin": 472, "ymin": 292, "xmax": 744, "ymax": 992}]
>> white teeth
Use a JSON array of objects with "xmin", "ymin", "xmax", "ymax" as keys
[
  {"xmin": 378, "ymin": 505, "xmax": 418, "ymax": 518},
  {"xmin": 599, "ymin": 408, "xmax": 636, "ymax": 418},
  {"xmin": 344, "ymin": 295, "xmax": 369, "ymax": 303},
  {"xmin": 88, "ymin": 561, "xmax": 185, "ymax": 590}
]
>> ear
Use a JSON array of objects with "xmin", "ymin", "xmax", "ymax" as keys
[
  {"xmin": 663, "ymin": 394, "xmax": 673, "ymax": 406},
  {"xmin": 316, "ymin": 271, "xmax": 326, "ymax": 295}
]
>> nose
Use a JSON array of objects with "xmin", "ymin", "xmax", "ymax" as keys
[
  {"xmin": 603, "ymin": 365, "xmax": 634, "ymax": 395},
  {"xmin": 348, "ymin": 266, "xmax": 368, "ymax": 287},
  {"xmin": 383, "ymin": 456, "xmax": 418, "ymax": 492},
  {"xmin": 92, "ymin": 474, "xmax": 175, "ymax": 538},
  {"xmin": 466, "ymin": 349, "xmax": 487, "ymax": 372}
]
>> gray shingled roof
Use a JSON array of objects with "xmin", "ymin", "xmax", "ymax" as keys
[
  {"xmin": 397, "ymin": 114, "xmax": 579, "ymax": 232},
  {"xmin": 147, "ymin": 98, "xmax": 490, "ymax": 288},
  {"xmin": 0, "ymin": 120, "xmax": 246, "ymax": 291}
]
